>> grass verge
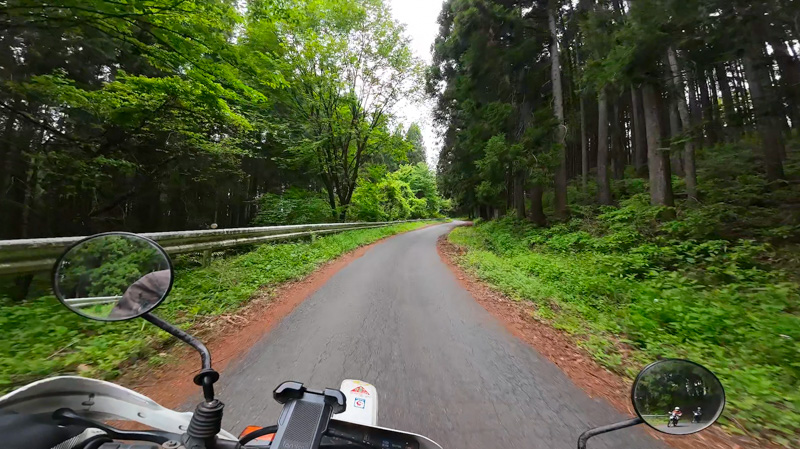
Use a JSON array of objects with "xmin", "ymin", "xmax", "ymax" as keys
[
  {"xmin": 448, "ymin": 217, "xmax": 798, "ymax": 447},
  {"xmin": 0, "ymin": 221, "xmax": 438, "ymax": 394}
]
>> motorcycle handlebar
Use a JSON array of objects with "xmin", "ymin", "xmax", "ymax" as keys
[
  {"xmin": 97, "ymin": 439, "xmax": 244, "ymax": 449},
  {"xmin": 97, "ymin": 443, "xmax": 161, "ymax": 449}
]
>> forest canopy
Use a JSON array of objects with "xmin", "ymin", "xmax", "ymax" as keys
[
  {"xmin": 0, "ymin": 0, "xmax": 444, "ymax": 239},
  {"xmin": 430, "ymin": 0, "xmax": 800, "ymax": 222}
]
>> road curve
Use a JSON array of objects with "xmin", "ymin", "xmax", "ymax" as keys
[{"xmin": 213, "ymin": 222, "xmax": 667, "ymax": 448}]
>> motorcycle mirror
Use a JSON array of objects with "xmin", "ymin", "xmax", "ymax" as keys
[
  {"xmin": 52, "ymin": 233, "xmax": 173, "ymax": 321},
  {"xmin": 631, "ymin": 359, "xmax": 725, "ymax": 435}
]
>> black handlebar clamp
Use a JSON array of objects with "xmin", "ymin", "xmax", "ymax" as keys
[{"xmin": 269, "ymin": 382, "xmax": 346, "ymax": 449}]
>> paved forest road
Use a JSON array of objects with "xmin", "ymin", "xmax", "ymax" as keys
[{"xmin": 213, "ymin": 222, "xmax": 666, "ymax": 449}]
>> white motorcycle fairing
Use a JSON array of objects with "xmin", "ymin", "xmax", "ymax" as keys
[
  {"xmin": 0, "ymin": 376, "xmax": 442, "ymax": 449},
  {"xmin": 333, "ymin": 380, "xmax": 443, "ymax": 449},
  {"xmin": 335, "ymin": 379, "xmax": 378, "ymax": 426},
  {"xmin": 0, "ymin": 376, "xmax": 237, "ymax": 441}
]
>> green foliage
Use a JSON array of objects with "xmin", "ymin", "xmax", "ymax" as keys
[
  {"xmin": 350, "ymin": 164, "xmax": 448, "ymax": 221},
  {"xmin": 404, "ymin": 123, "xmax": 427, "ymax": 165},
  {"xmin": 0, "ymin": 221, "xmax": 435, "ymax": 393},
  {"xmin": 252, "ymin": 189, "xmax": 332, "ymax": 225},
  {"xmin": 0, "ymin": 0, "xmax": 426, "ymax": 238},
  {"xmin": 450, "ymin": 205, "xmax": 800, "ymax": 441},
  {"xmin": 429, "ymin": 0, "xmax": 559, "ymax": 215},
  {"xmin": 270, "ymin": 0, "xmax": 425, "ymax": 219}
]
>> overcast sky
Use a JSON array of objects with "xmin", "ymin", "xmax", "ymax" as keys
[{"xmin": 388, "ymin": 0, "xmax": 445, "ymax": 166}]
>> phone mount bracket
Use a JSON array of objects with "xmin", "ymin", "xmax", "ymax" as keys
[{"xmin": 269, "ymin": 382, "xmax": 346, "ymax": 449}]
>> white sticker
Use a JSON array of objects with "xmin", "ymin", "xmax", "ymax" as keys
[{"xmin": 354, "ymin": 397, "xmax": 366, "ymax": 409}]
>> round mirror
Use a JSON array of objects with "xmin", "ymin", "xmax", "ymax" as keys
[
  {"xmin": 632, "ymin": 359, "xmax": 725, "ymax": 435},
  {"xmin": 52, "ymin": 233, "xmax": 173, "ymax": 321}
]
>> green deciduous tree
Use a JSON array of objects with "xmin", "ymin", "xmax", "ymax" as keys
[{"xmin": 272, "ymin": 0, "xmax": 424, "ymax": 219}]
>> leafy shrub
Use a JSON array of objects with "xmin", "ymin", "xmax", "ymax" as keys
[
  {"xmin": 393, "ymin": 163, "xmax": 447, "ymax": 217},
  {"xmin": 252, "ymin": 188, "xmax": 332, "ymax": 226},
  {"xmin": 350, "ymin": 164, "xmax": 447, "ymax": 221}
]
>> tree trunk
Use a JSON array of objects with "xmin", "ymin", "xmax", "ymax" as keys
[
  {"xmin": 708, "ymin": 69, "xmax": 724, "ymax": 141},
  {"xmin": 667, "ymin": 47, "xmax": 698, "ymax": 202},
  {"xmin": 514, "ymin": 172, "xmax": 526, "ymax": 220},
  {"xmin": 697, "ymin": 72, "xmax": 717, "ymax": 146},
  {"xmin": 611, "ymin": 99, "xmax": 625, "ymax": 180},
  {"xmin": 580, "ymin": 95, "xmax": 588, "ymax": 191},
  {"xmin": 631, "ymin": 86, "xmax": 648, "ymax": 177},
  {"xmin": 20, "ymin": 159, "xmax": 37, "ymax": 238},
  {"xmin": 549, "ymin": 5, "xmax": 569, "ymax": 220},
  {"xmin": 714, "ymin": 63, "xmax": 739, "ymax": 140},
  {"xmin": 733, "ymin": 60, "xmax": 753, "ymax": 128},
  {"xmin": 668, "ymin": 95, "xmax": 684, "ymax": 177},
  {"xmin": 479, "ymin": 205, "xmax": 490, "ymax": 221},
  {"xmin": 324, "ymin": 180, "xmax": 337, "ymax": 219},
  {"xmin": 597, "ymin": 88, "xmax": 612, "ymax": 205},
  {"xmin": 576, "ymin": 41, "xmax": 589, "ymax": 191},
  {"xmin": 528, "ymin": 184, "xmax": 546, "ymax": 226},
  {"xmin": 688, "ymin": 77, "xmax": 704, "ymax": 151},
  {"xmin": 769, "ymin": 38, "xmax": 800, "ymax": 129},
  {"xmin": 506, "ymin": 171, "xmax": 514, "ymax": 212},
  {"xmin": 0, "ymin": 114, "xmax": 15, "ymax": 203},
  {"xmin": 642, "ymin": 83, "xmax": 674, "ymax": 207},
  {"xmin": 742, "ymin": 43, "xmax": 786, "ymax": 181}
]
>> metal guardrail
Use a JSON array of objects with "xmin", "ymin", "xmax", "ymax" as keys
[
  {"xmin": 0, "ymin": 220, "xmax": 434, "ymax": 276},
  {"xmin": 63, "ymin": 296, "xmax": 122, "ymax": 307}
]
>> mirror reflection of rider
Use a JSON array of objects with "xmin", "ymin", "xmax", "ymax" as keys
[
  {"xmin": 692, "ymin": 407, "xmax": 702, "ymax": 423},
  {"xmin": 669, "ymin": 407, "xmax": 682, "ymax": 425},
  {"xmin": 109, "ymin": 269, "xmax": 171, "ymax": 319}
]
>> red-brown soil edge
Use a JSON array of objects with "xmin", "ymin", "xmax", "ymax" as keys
[
  {"xmin": 437, "ymin": 229, "xmax": 779, "ymax": 449},
  {"xmin": 119, "ymin": 224, "xmax": 438, "ymax": 409}
]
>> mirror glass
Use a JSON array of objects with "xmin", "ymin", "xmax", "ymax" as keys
[
  {"xmin": 53, "ymin": 234, "xmax": 173, "ymax": 321},
  {"xmin": 632, "ymin": 359, "xmax": 725, "ymax": 435}
]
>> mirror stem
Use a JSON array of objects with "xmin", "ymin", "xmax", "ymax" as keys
[
  {"xmin": 577, "ymin": 417, "xmax": 643, "ymax": 449},
  {"xmin": 143, "ymin": 313, "xmax": 220, "ymax": 401},
  {"xmin": 143, "ymin": 313, "xmax": 212, "ymax": 370}
]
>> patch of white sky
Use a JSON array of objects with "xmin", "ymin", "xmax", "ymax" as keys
[{"xmin": 388, "ymin": 0, "xmax": 446, "ymax": 167}]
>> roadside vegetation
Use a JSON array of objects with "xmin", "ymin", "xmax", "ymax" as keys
[
  {"xmin": 0, "ymin": 221, "xmax": 436, "ymax": 395},
  {"xmin": 447, "ymin": 144, "xmax": 800, "ymax": 445}
]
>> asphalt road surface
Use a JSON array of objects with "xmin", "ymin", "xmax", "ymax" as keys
[
  {"xmin": 212, "ymin": 222, "xmax": 667, "ymax": 448},
  {"xmin": 654, "ymin": 421, "xmax": 705, "ymax": 435}
]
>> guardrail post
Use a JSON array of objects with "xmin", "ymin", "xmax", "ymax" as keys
[
  {"xmin": 202, "ymin": 250, "xmax": 212, "ymax": 267},
  {"xmin": 9, "ymin": 274, "xmax": 33, "ymax": 301}
]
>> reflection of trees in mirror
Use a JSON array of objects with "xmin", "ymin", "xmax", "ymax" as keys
[
  {"xmin": 57, "ymin": 236, "xmax": 168, "ymax": 299},
  {"xmin": 634, "ymin": 362, "xmax": 723, "ymax": 428}
]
